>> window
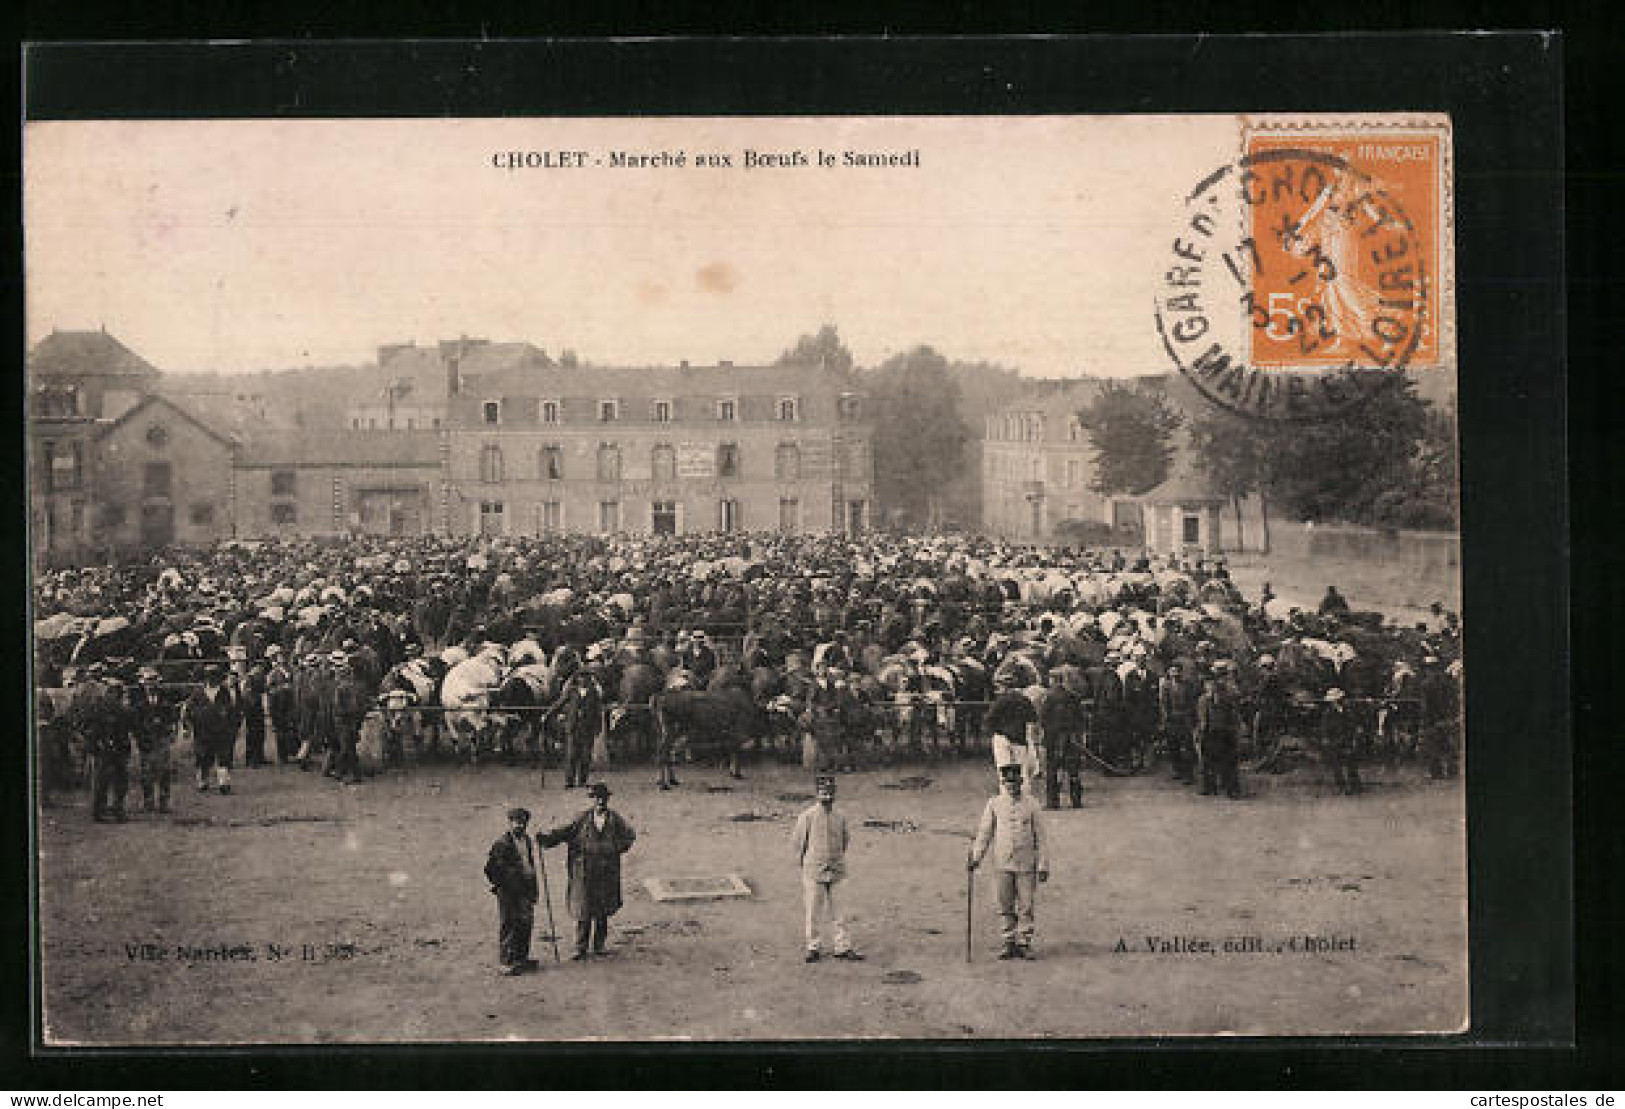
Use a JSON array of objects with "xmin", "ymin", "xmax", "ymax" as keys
[
  {"xmin": 44, "ymin": 441, "xmax": 83, "ymax": 493},
  {"xmin": 838, "ymin": 393, "xmax": 862, "ymax": 422},
  {"xmin": 101, "ymin": 505, "xmax": 126, "ymax": 529},
  {"xmin": 774, "ymin": 443, "xmax": 801, "ymax": 481},
  {"xmin": 651, "ymin": 444, "xmax": 676, "ymax": 482},
  {"xmin": 482, "ymin": 400, "xmax": 501, "ymax": 425},
  {"xmin": 190, "ymin": 503, "xmax": 215, "ymax": 527},
  {"xmin": 271, "ymin": 469, "xmax": 297, "ymax": 496},
  {"xmin": 144, "ymin": 462, "xmax": 172, "ymax": 498},
  {"xmin": 541, "ymin": 400, "xmax": 560, "ymax": 424},
  {"xmin": 777, "ymin": 396, "xmax": 800, "ymax": 421},
  {"xmin": 778, "ymin": 497, "xmax": 799, "ymax": 532},
  {"xmin": 271, "ymin": 502, "xmax": 297, "ymax": 525},
  {"xmin": 145, "ymin": 425, "xmax": 169, "ymax": 449},
  {"xmin": 717, "ymin": 443, "xmax": 740, "ymax": 479},
  {"xmin": 1067, "ymin": 459, "xmax": 1082, "ymax": 488},
  {"xmin": 651, "ymin": 500, "xmax": 677, "ymax": 535},
  {"xmin": 717, "ymin": 397, "xmax": 737, "ymax": 422},
  {"xmin": 718, "ymin": 498, "xmax": 741, "ymax": 533},
  {"xmin": 652, "ymin": 399, "xmax": 672, "ymax": 423},
  {"xmin": 433, "ymin": 418, "xmax": 442, "ymax": 429},
  {"xmin": 539, "ymin": 501, "xmax": 562, "ymax": 533},
  {"xmin": 479, "ymin": 501, "xmax": 505, "ymax": 535},
  {"xmin": 406, "ymin": 418, "xmax": 416, "ymax": 430},
  {"xmin": 479, "ymin": 444, "xmax": 504, "ymax": 484},
  {"xmin": 597, "ymin": 443, "xmax": 622, "ymax": 482},
  {"xmin": 368, "ymin": 418, "xmax": 378, "ymax": 430},
  {"xmin": 598, "ymin": 399, "xmax": 619, "ymax": 423},
  {"xmin": 598, "ymin": 501, "xmax": 621, "ymax": 534},
  {"xmin": 1182, "ymin": 514, "xmax": 1201, "ymax": 545},
  {"xmin": 540, "ymin": 445, "xmax": 564, "ymax": 480}
]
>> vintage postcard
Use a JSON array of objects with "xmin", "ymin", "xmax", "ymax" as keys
[{"xmin": 26, "ymin": 113, "xmax": 1466, "ymax": 1044}]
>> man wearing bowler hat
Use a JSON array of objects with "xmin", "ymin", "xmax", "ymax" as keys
[
  {"xmin": 539, "ymin": 782, "xmax": 637, "ymax": 960},
  {"xmin": 484, "ymin": 805, "xmax": 541, "ymax": 976}
]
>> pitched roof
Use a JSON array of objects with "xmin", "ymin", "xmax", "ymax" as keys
[
  {"xmin": 93, "ymin": 393, "xmax": 236, "ymax": 449},
  {"xmin": 235, "ymin": 428, "xmax": 442, "ymax": 467},
  {"xmin": 461, "ymin": 359, "xmax": 853, "ymax": 399},
  {"xmin": 28, "ymin": 330, "xmax": 160, "ymax": 379},
  {"xmin": 1138, "ymin": 464, "xmax": 1226, "ymax": 504}
]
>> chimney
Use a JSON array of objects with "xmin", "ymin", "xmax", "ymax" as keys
[
  {"xmin": 679, "ymin": 359, "xmax": 690, "ymax": 370},
  {"xmin": 719, "ymin": 359, "xmax": 733, "ymax": 368}
]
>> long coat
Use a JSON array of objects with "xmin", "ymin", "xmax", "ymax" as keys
[{"xmin": 540, "ymin": 809, "xmax": 636, "ymax": 919}]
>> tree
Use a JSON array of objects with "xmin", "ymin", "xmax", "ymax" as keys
[
  {"xmin": 1255, "ymin": 378, "xmax": 1434, "ymax": 526},
  {"xmin": 1187, "ymin": 407, "xmax": 1272, "ymax": 551},
  {"xmin": 1077, "ymin": 381, "xmax": 1184, "ymax": 497},
  {"xmin": 776, "ymin": 324, "xmax": 855, "ymax": 375},
  {"xmin": 864, "ymin": 346, "xmax": 973, "ymax": 528}
]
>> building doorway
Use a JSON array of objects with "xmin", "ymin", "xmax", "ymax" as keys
[
  {"xmin": 652, "ymin": 500, "xmax": 677, "ymax": 535},
  {"xmin": 1182, "ymin": 512, "xmax": 1201, "ymax": 546},
  {"xmin": 718, "ymin": 498, "xmax": 740, "ymax": 533},
  {"xmin": 847, "ymin": 500, "xmax": 866, "ymax": 534},
  {"xmin": 140, "ymin": 503, "xmax": 174, "ymax": 547}
]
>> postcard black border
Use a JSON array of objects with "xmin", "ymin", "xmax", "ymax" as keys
[{"xmin": 5, "ymin": 32, "xmax": 1586, "ymax": 1088}]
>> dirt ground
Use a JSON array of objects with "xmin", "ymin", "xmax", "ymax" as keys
[{"xmin": 37, "ymin": 745, "xmax": 1467, "ymax": 1045}]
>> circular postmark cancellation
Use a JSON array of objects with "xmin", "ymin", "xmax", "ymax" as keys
[{"xmin": 1155, "ymin": 148, "xmax": 1429, "ymax": 422}]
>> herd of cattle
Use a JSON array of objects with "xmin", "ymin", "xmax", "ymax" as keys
[{"xmin": 32, "ymin": 532, "xmax": 1465, "ymax": 789}]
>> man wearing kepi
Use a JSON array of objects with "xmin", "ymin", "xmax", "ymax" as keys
[
  {"xmin": 484, "ymin": 806, "xmax": 541, "ymax": 976},
  {"xmin": 539, "ymin": 782, "xmax": 636, "ymax": 960},
  {"xmin": 792, "ymin": 774, "xmax": 862, "ymax": 963},
  {"xmin": 968, "ymin": 763, "xmax": 1051, "ymax": 960}
]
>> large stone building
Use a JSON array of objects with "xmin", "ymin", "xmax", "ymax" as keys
[
  {"xmin": 981, "ymin": 384, "xmax": 1119, "ymax": 541},
  {"xmin": 28, "ymin": 330, "xmax": 875, "ymax": 563},
  {"xmin": 443, "ymin": 343, "xmax": 873, "ymax": 537}
]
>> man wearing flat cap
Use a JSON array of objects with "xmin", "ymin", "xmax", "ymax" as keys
[
  {"xmin": 539, "ymin": 783, "xmax": 636, "ymax": 960},
  {"xmin": 484, "ymin": 806, "xmax": 541, "ymax": 976},
  {"xmin": 792, "ymin": 774, "xmax": 861, "ymax": 963}
]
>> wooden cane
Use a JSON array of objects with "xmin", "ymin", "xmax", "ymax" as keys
[
  {"xmin": 537, "ymin": 846, "xmax": 562, "ymax": 964},
  {"xmin": 965, "ymin": 850, "xmax": 975, "ymax": 963}
]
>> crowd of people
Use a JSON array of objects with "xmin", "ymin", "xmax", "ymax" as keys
[{"xmin": 34, "ymin": 531, "xmax": 1464, "ymax": 822}]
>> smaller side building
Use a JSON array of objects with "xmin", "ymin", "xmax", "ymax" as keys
[
  {"xmin": 94, "ymin": 395, "xmax": 237, "ymax": 555},
  {"xmin": 1136, "ymin": 468, "xmax": 1228, "ymax": 554},
  {"xmin": 234, "ymin": 429, "xmax": 444, "ymax": 539}
]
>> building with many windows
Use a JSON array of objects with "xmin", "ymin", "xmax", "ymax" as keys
[
  {"xmin": 981, "ymin": 383, "xmax": 1114, "ymax": 541},
  {"xmin": 443, "ymin": 349, "xmax": 872, "ymax": 536}
]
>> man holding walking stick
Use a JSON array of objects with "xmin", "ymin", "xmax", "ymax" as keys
[
  {"xmin": 484, "ymin": 805, "xmax": 543, "ymax": 976},
  {"xmin": 967, "ymin": 764, "xmax": 1051, "ymax": 960}
]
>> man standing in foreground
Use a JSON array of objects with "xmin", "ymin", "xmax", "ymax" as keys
[
  {"xmin": 484, "ymin": 805, "xmax": 541, "ymax": 976},
  {"xmin": 792, "ymin": 774, "xmax": 862, "ymax": 963},
  {"xmin": 539, "ymin": 783, "xmax": 636, "ymax": 960},
  {"xmin": 968, "ymin": 764, "xmax": 1050, "ymax": 960}
]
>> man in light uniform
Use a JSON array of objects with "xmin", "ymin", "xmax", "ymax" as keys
[
  {"xmin": 968, "ymin": 763, "xmax": 1051, "ymax": 960},
  {"xmin": 791, "ymin": 774, "xmax": 862, "ymax": 963}
]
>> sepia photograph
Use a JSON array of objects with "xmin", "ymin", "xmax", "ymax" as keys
[{"xmin": 25, "ymin": 111, "xmax": 1470, "ymax": 1044}]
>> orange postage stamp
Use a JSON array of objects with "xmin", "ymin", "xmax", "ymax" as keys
[
  {"xmin": 1243, "ymin": 117, "xmax": 1452, "ymax": 372},
  {"xmin": 1155, "ymin": 114, "xmax": 1453, "ymax": 421}
]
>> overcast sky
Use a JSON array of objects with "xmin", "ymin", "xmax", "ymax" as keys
[{"xmin": 27, "ymin": 116, "xmax": 1242, "ymax": 378}]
